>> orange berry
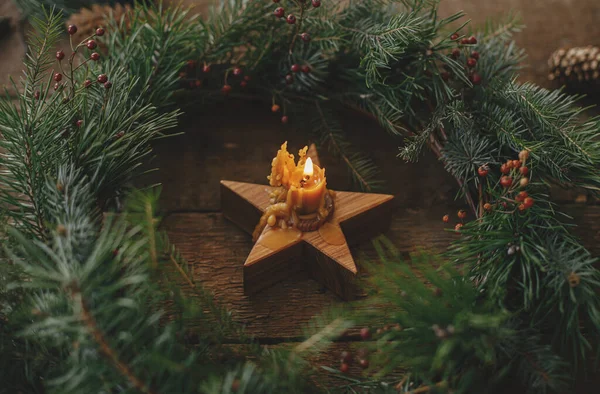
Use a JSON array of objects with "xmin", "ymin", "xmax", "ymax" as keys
[
  {"xmin": 457, "ymin": 210, "xmax": 467, "ymax": 219},
  {"xmin": 500, "ymin": 164, "xmax": 510, "ymax": 174},
  {"xmin": 516, "ymin": 191, "xmax": 528, "ymax": 202},
  {"xmin": 271, "ymin": 104, "xmax": 280, "ymax": 113},
  {"xmin": 500, "ymin": 176, "xmax": 513, "ymax": 188},
  {"xmin": 523, "ymin": 197, "xmax": 534, "ymax": 209},
  {"xmin": 442, "ymin": 214, "xmax": 450, "ymax": 223},
  {"xmin": 455, "ymin": 223, "xmax": 463, "ymax": 231},
  {"xmin": 483, "ymin": 203, "xmax": 492, "ymax": 211},
  {"xmin": 512, "ymin": 160, "xmax": 522, "ymax": 169}
]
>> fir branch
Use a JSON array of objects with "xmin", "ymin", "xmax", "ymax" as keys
[{"xmin": 74, "ymin": 290, "xmax": 158, "ymax": 394}]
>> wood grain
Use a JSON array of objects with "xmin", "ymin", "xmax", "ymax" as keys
[{"xmin": 220, "ymin": 180, "xmax": 394, "ymax": 300}]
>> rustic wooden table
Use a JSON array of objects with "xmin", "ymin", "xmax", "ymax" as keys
[{"xmin": 139, "ymin": 99, "xmax": 600, "ymax": 391}]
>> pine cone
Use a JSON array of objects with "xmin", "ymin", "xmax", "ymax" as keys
[
  {"xmin": 66, "ymin": 3, "xmax": 133, "ymax": 45},
  {"xmin": 548, "ymin": 46, "xmax": 600, "ymax": 88}
]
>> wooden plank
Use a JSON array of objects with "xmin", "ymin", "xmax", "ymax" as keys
[
  {"xmin": 141, "ymin": 100, "xmax": 459, "ymax": 213},
  {"xmin": 164, "ymin": 204, "xmax": 600, "ymax": 339}
]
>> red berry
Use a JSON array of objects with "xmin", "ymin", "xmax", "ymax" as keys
[
  {"xmin": 512, "ymin": 160, "xmax": 522, "ymax": 169},
  {"xmin": 95, "ymin": 27, "xmax": 105, "ymax": 36},
  {"xmin": 360, "ymin": 327, "xmax": 371, "ymax": 340},
  {"xmin": 451, "ymin": 48, "xmax": 460, "ymax": 59},
  {"xmin": 84, "ymin": 79, "xmax": 92, "ymax": 88},
  {"xmin": 312, "ymin": 0, "xmax": 321, "ymax": 7},
  {"xmin": 500, "ymin": 176, "xmax": 513, "ymax": 188},
  {"xmin": 115, "ymin": 131, "xmax": 125, "ymax": 139},
  {"xmin": 442, "ymin": 214, "xmax": 449, "ymax": 223},
  {"xmin": 104, "ymin": 81, "xmax": 112, "ymax": 89},
  {"xmin": 67, "ymin": 25, "xmax": 78, "ymax": 35},
  {"xmin": 272, "ymin": 104, "xmax": 281, "ymax": 113},
  {"xmin": 75, "ymin": 120, "xmax": 83, "ymax": 127},
  {"xmin": 53, "ymin": 73, "xmax": 62, "ymax": 82},
  {"xmin": 460, "ymin": 38, "xmax": 470, "ymax": 45},
  {"xmin": 500, "ymin": 164, "xmax": 510, "ymax": 174},
  {"xmin": 195, "ymin": 80, "xmax": 202, "ymax": 88},
  {"xmin": 467, "ymin": 58, "xmax": 477, "ymax": 68},
  {"xmin": 441, "ymin": 71, "xmax": 450, "ymax": 81},
  {"xmin": 523, "ymin": 197, "xmax": 535, "ymax": 209},
  {"xmin": 516, "ymin": 191, "xmax": 528, "ymax": 202},
  {"xmin": 53, "ymin": 82, "xmax": 59, "ymax": 90},
  {"xmin": 90, "ymin": 52, "xmax": 100, "ymax": 61},
  {"xmin": 300, "ymin": 32, "xmax": 311, "ymax": 42},
  {"xmin": 97, "ymin": 74, "xmax": 108, "ymax": 83},
  {"xmin": 340, "ymin": 363, "xmax": 349, "ymax": 373},
  {"xmin": 86, "ymin": 40, "xmax": 97, "ymax": 50},
  {"xmin": 56, "ymin": 50, "xmax": 65, "ymax": 60},
  {"xmin": 450, "ymin": 33, "xmax": 459, "ymax": 41},
  {"xmin": 471, "ymin": 51, "xmax": 480, "ymax": 60},
  {"xmin": 281, "ymin": 115, "xmax": 289, "ymax": 124},
  {"xmin": 287, "ymin": 14, "xmax": 296, "ymax": 24},
  {"xmin": 340, "ymin": 351, "xmax": 352, "ymax": 364},
  {"xmin": 112, "ymin": 248, "xmax": 119, "ymax": 256},
  {"xmin": 34, "ymin": 91, "xmax": 40, "ymax": 99},
  {"xmin": 455, "ymin": 223, "xmax": 463, "ymax": 231},
  {"xmin": 469, "ymin": 35, "xmax": 477, "ymax": 44},
  {"xmin": 233, "ymin": 67, "xmax": 243, "ymax": 77},
  {"xmin": 478, "ymin": 166, "xmax": 489, "ymax": 177},
  {"xmin": 244, "ymin": 75, "xmax": 251, "ymax": 81},
  {"xmin": 291, "ymin": 64, "xmax": 300, "ymax": 73},
  {"xmin": 359, "ymin": 359, "xmax": 369, "ymax": 369},
  {"xmin": 203, "ymin": 64, "xmax": 211, "ymax": 73},
  {"xmin": 285, "ymin": 74, "xmax": 294, "ymax": 84},
  {"xmin": 470, "ymin": 73, "xmax": 482, "ymax": 85},
  {"xmin": 240, "ymin": 80, "xmax": 248, "ymax": 88},
  {"xmin": 221, "ymin": 84, "xmax": 232, "ymax": 95},
  {"xmin": 301, "ymin": 65, "xmax": 311, "ymax": 73},
  {"xmin": 520, "ymin": 166, "xmax": 529, "ymax": 176},
  {"xmin": 274, "ymin": 7, "xmax": 285, "ymax": 18}
]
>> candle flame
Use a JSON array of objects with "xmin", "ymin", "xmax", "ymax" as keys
[{"xmin": 303, "ymin": 157, "xmax": 314, "ymax": 177}]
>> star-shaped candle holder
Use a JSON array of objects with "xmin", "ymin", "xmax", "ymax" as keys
[{"xmin": 220, "ymin": 147, "xmax": 394, "ymax": 300}]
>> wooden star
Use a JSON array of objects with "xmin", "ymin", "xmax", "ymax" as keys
[{"xmin": 220, "ymin": 150, "xmax": 394, "ymax": 300}]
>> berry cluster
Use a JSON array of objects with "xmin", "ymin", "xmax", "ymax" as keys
[
  {"xmin": 272, "ymin": 0, "xmax": 320, "ymax": 32},
  {"xmin": 449, "ymin": 33, "xmax": 482, "ymax": 85},
  {"xmin": 442, "ymin": 209, "xmax": 468, "ymax": 231},
  {"xmin": 54, "ymin": 24, "xmax": 112, "ymax": 94},
  {"xmin": 337, "ymin": 327, "xmax": 373, "ymax": 374},
  {"xmin": 478, "ymin": 150, "xmax": 535, "ymax": 213},
  {"xmin": 179, "ymin": 61, "xmax": 252, "ymax": 96}
]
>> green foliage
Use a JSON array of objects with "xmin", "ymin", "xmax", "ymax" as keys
[
  {"xmin": 3, "ymin": 1, "xmax": 600, "ymax": 393},
  {"xmin": 351, "ymin": 239, "xmax": 570, "ymax": 394}
]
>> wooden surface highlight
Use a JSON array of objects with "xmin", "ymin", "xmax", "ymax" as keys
[{"xmin": 220, "ymin": 180, "xmax": 394, "ymax": 300}]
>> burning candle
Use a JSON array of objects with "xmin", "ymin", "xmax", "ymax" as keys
[{"xmin": 289, "ymin": 157, "xmax": 327, "ymax": 215}]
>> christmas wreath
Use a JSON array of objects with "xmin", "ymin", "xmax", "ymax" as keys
[{"xmin": 1, "ymin": 1, "xmax": 599, "ymax": 393}]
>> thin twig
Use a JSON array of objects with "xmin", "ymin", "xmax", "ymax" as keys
[{"xmin": 76, "ymin": 291, "xmax": 157, "ymax": 394}]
